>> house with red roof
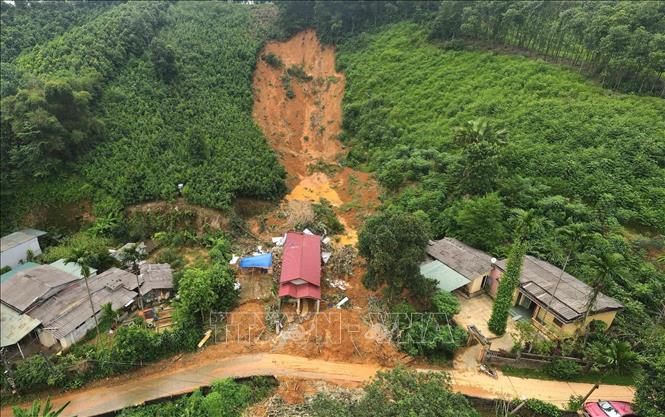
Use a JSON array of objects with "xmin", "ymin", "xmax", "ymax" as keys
[{"xmin": 279, "ymin": 232, "xmax": 321, "ymax": 313}]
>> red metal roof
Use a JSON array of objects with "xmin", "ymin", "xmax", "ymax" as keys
[
  {"xmin": 279, "ymin": 232, "xmax": 321, "ymax": 299},
  {"xmin": 278, "ymin": 282, "xmax": 321, "ymax": 299},
  {"xmin": 280, "ymin": 232, "xmax": 321, "ymax": 286}
]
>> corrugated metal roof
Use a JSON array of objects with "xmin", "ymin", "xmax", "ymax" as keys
[
  {"xmin": 0, "ymin": 303, "xmax": 41, "ymax": 347},
  {"xmin": 496, "ymin": 255, "xmax": 623, "ymax": 321},
  {"xmin": 0, "ymin": 262, "xmax": 40, "ymax": 284},
  {"xmin": 96, "ymin": 267, "xmax": 141, "ymax": 291},
  {"xmin": 426, "ymin": 238, "xmax": 493, "ymax": 279},
  {"xmin": 139, "ymin": 263, "xmax": 173, "ymax": 294},
  {"xmin": 278, "ymin": 282, "xmax": 321, "ymax": 299},
  {"xmin": 50, "ymin": 259, "xmax": 98, "ymax": 279},
  {"xmin": 280, "ymin": 232, "xmax": 321, "ymax": 286},
  {"xmin": 1, "ymin": 231, "xmax": 35, "ymax": 252},
  {"xmin": 28, "ymin": 268, "xmax": 138, "ymax": 340},
  {"xmin": 420, "ymin": 260, "xmax": 471, "ymax": 292},
  {"xmin": 0, "ymin": 265, "xmax": 80, "ymax": 312}
]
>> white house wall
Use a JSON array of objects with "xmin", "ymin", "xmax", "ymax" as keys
[{"xmin": 0, "ymin": 239, "xmax": 42, "ymax": 269}]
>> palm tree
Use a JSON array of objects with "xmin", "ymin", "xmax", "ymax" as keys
[
  {"xmin": 579, "ymin": 251, "xmax": 625, "ymax": 346},
  {"xmin": 540, "ymin": 223, "xmax": 589, "ymax": 324},
  {"xmin": 65, "ymin": 248, "xmax": 100, "ymax": 339},
  {"xmin": 119, "ymin": 243, "xmax": 147, "ymax": 310},
  {"xmin": 13, "ymin": 398, "xmax": 71, "ymax": 417},
  {"xmin": 453, "ymin": 118, "xmax": 508, "ymax": 147}
]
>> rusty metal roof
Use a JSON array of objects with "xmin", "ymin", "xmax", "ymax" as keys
[
  {"xmin": 139, "ymin": 263, "xmax": 173, "ymax": 294},
  {"xmin": 497, "ymin": 255, "xmax": 623, "ymax": 321},
  {"xmin": 426, "ymin": 237, "xmax": 494, "ymax": 279},
  {"xmin": 0, "ymin": 265, "xmax": 80, "ymax": 312},
  {"xmin": 0, "ymin": 303, "xmax": 41, "ymax": 347}
]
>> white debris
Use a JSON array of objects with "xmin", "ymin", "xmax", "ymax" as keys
[
  {"xmin": 335, "ymin": 297, "xmax": 349, "ymax": 309},
  {"xmin": 229, "ymin": 255, "xmax": 240, "ymax": 265},
  {"xmin": 322, "ymin": 236, "xmax": 332, "ymax": 245},
  {"xmin": 272, "ymin": 235, "xmax": 286, "ymax": 246},
  {"xmin": 234, "ymin": 281, "xmax": 242, "ymax": 290},
  {"xmin": 303, "ymin": 228, "xmax": 314, "ymax": 235},
  {"xmin": 329, "ymin": 279, "xmax": 349, "ymax": 290},
  {"xmin": 321, "ymin": 251, "xmax": 332, "ymax": 264}
]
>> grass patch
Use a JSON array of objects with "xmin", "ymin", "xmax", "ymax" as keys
[{"xmin": 500, "ymin": 365, "xmax": 635, "ymax": 386}]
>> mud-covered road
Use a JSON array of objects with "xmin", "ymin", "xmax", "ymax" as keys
[{"xmin": 1, "ymin": 353, "xmax": 634, "ymax": 416}]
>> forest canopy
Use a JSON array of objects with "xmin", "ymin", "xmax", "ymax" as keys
[{"xmin": 0, "ymin": 2, "xmax": 285, "ymax": 232}]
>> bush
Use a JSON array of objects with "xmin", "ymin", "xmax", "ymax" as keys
[
  {"xmin": 545, "ymin": 359, "xmax": 582, "ymax": 381},
  {"xmin": 523, "ymin": 398, "xmax": 561, "ymax": 417},
  {"xmin": 261, "ymin": 53, "xmax": 283, "ymax": 68},
  {"xmin": 431, "ymin": 290, "xmax": 460, "ymax": 320}
]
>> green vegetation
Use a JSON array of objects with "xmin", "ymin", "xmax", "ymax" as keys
[
  {"xmin": 634, "ymin": 330, "xmax": 665, "ymax": 417},
  {"xmin": 308, "ymin": 367, "xmax": 479, "ymax": 417},
  {"xmin": 338, "ymin": 21, "xmax": 665, "ymax": 370},
  {"xmin": 489, "ymin": 240, "xmax": 527, "ymax": 335},
  {"xmin": 0, "ymin": 1, "xmax": 117, "ymax": 64},
  {"xmin": 358, "ymin": 211, "xmax": 433, "ymax": 301},
  {"xmin": 12, "ymin": 397, "xmax": 70, "ymax": 417},
  {"xmin": 501, "ymin": 365, "xmax": 635, "ymax": 386},
  {"xmin": 85, "ymin": 2, "xmax": 285, "ymax": 209},
  {"xmin": 430, "ymin": 1, "xmax": 665, "ymax": 95},
  {"xmin": 117, "ymin": 377, "xmax": 277, "ymax": 417},
  {"xmin": 1, "ymin": 2, "xmax": 285, "ymax": 233}
]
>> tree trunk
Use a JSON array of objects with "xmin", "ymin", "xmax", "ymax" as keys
[{"xmin": 84, "ymin": 276, "xmax": 100, "ymax": 338}]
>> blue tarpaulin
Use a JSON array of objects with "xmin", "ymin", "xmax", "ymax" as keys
[{"xmin": 239, "ymin": 253, "xmax": 272, "ymax": 269}]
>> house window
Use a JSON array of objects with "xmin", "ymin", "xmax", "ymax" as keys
[{"xmin": 553, "ymin": 317, "xmax": 564, "ymax": 327}]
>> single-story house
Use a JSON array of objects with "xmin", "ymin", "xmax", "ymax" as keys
[
  {"xmin": 28, "ymin": 268, "xmax": 138, "ymax": 350},
  {"xmin": 1, "ymin": 229, "xmax": 46, "ymax": 269},
  {"xmin": 422, "ymin": 237, "xmax": 495, "ymax": 295},
  {"xmin": 0, "ymin": 264, "xmax": 81, "ymax": 313},
  {"xmin": 0, "ymin": 303, "xmax": 41, "ymax": 358},
  {"xmin": 49, "ymin": 259, "xmax": 98, "ymax": 279},
  {"xmin": 279, "ymin": 232, "xmax": 321, "ymax": 313},
  {"xmin": 488, "ymin": 255, "xmax": 624, "ymax": 337},
  {"xmin": 138, "ymin": 263, "xmax": 174, "ymax": 303}
]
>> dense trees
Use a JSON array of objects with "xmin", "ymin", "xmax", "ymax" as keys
[
  {"xmin": 338, "ymin": 22, "xmax": 664, "ymax": 350},
  {"xmin": 429, "ymin": 1, "xmax": 665, "ymax": 95},
  {"xmin": 358, "ymin": 211, "xmax": 433, "ymax": 300},
  {"xmin": 276, "ymin": 1, "xmax": 439, "ymax": 44},
  {"xmin": 0, "ymin": 1, "xmax": 117, "ymax": 64},
  {"xmin": 1, "ymin": 2, "xmax": 286, "ymax": 233}
]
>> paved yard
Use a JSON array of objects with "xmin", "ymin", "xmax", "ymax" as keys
[{"xmin": 453, "ymin": 293, "xmax": 515, "ymax": 351}]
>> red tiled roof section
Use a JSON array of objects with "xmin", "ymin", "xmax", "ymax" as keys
[{"xmin": 278, "ymin": 282, "xmax": 320, "ymax": 299}]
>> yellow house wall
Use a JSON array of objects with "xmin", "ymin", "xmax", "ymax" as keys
[
  {"xmin": 466, "ymin": 275, "xmax": 485, "ymax": 294},
  {"xmin": 532, "ymin": 305, "xmax": 619, "ymax": 338}
]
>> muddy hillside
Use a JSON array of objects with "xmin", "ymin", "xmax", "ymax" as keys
[{"xmin": 253, "ymin": 29, "xmax": 379, "ymax": 246}]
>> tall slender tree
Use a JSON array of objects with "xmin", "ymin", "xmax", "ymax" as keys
[
  {"xmin": 65, "ymin": 248, "xmax": 99, "ymax": 339},
  {"xmin": 579, "ymin": 251, "xmax": 625, "ymax": 346},
  {"xmin": 119, "ymin": 243, "xmax": 147, "ymax": 310}
]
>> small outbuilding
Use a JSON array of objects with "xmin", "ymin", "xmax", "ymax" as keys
[
  {"xmin": 238, "ymin": 253, "xmax": 273, "ymax": 274},
  {"xmin": 139, "ymin": 263, "xmax": 174, "ymax": 303},
  {"xmin": 1, "ymin": 229, "xmax": 46, "ymax": 269}
]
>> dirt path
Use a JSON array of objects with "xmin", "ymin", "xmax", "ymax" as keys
[
  {"xmin": 2, "ymin": 353, "xmax": 634, "ymax": 416},
  {"xmin": 253, "ymin": 29, "xmax": 379, "ymax": 246}
]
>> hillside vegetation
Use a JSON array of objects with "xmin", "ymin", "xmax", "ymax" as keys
[
  {"xmin": 338, "ymin": 23, "xmax": 664, "ymax": 345},
  {"xmin": 1, "ymin": 2, "xmax": 284, "ymax": 232},
  {"xmin": 0, "ymin": 0, "xmax": 118, "ymax": 64},
  {"xmin": 84, "ymin": 2, "xmax": 285, "ymax": 208}
]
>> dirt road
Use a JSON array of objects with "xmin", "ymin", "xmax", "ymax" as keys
[{"xmin": 2, "ymin": 353, "xmax": 634, "ymax": 416}]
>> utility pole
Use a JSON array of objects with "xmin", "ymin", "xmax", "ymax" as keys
[
  {"xmin": 1, "ymin": 348, "xmax": 17, "ymax": 395},
  {"xmin": 577, "ymin": 384, "xmax": 600, "ymax": 411}
]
